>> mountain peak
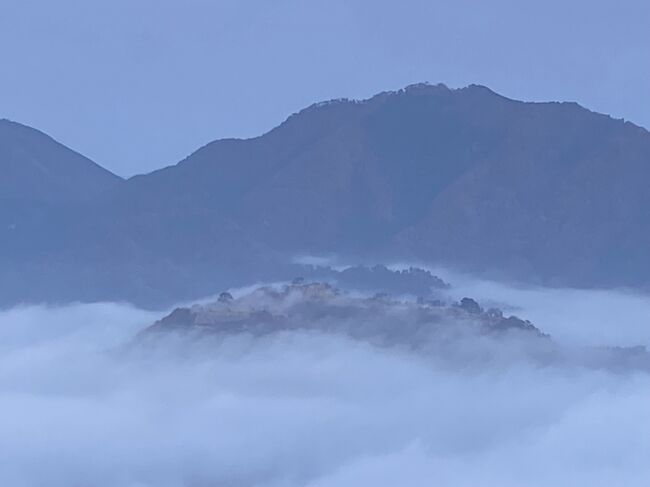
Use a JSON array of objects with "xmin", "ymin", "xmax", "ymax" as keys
[
  {"xmin": 0, "ymin": 119, "xmax": 122, "ymax": 202},
  {"xmin": 0, "ymin": 117, "xmax": 43, "ymax": 134},
  {"xmin": 4, "ymin": 84, "xmax": 650, "ymax": 306},
  {"xmin": 402, "ymin": 82, "xmax": 451, "ymax": 94}
]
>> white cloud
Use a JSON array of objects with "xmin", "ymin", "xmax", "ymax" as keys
[
  {"xmin": 0, "ymin": 290, "xmax": 647, "ymax": 486},
  {"xmin": 388, "ymin": 263, "xmax": 650, "ymax": 348}
]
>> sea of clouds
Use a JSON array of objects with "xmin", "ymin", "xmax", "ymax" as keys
[{"xmin": 0, "ymin": 277, "xmax": 648, "ymax": 486}]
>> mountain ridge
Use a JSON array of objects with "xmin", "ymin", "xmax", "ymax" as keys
[
  {"xmin": 2, "ymin": 83, "xmax": 650, "ymax": 306},
  {"xmin": 0, "ymin": 118, "xmax": 122, "ymax": 201}
]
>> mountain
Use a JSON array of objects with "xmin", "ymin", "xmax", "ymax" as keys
[
  {"xmin": 141, "ymin": 279, "xmax": 650, "ymax": 373},
  {"xmin": 0, "ymin": 119, "xmax": 122, "ymax": 249},
  {"xmin": 0, "ymin": 119, "xmax": 122, "ymax": 202},
  {"xmin": 0, "ymin": 120, "xmax": 125, "ymax": 305},
  {"xmin": 143, "ymin": 280, "xmax": 547, "ymax": 348},
  {"xmin": 117, "ymin": 83, "xmax": 650, "ymax": 286},
  {"xmin": 2, "ymin": 83, "xmax": 650, "ymax": 307}
]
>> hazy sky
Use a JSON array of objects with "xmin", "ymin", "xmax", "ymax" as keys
[{"xmin": 1, "ymin": 0, "xmax": 648, "ymax": 176}]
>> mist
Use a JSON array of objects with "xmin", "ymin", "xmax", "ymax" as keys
[
  {"xmin": 0, "ymin": 279, "xmax": 648, "ymax": 487},
  {"xmin": 428, "ymin": 266, "xmax": 650, "ymax": 348}
]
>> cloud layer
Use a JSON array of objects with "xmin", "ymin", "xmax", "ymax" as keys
[{"xmin": 0, "ymin": 285, "xmax": 648, "ymax": 486}]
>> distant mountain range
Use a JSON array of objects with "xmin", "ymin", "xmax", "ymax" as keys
[{"xmin": 2, "ymin": 83, "xmax": 650, "ymax": 307}]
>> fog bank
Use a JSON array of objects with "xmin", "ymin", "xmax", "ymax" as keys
[
  {"xmin": 0, "ymin": 288, "xmax": 648, "ymax": 486},
  {"xmin": 385, "ymin": 264, "xmax": 650, "ymax": 348}
]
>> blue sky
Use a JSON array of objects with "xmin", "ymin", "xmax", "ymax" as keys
[{"xmin": 1, "ymin": 0, "xmax": 648, "ymax": 176}]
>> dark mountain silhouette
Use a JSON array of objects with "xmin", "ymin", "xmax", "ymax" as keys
[
  {"xmin": 2, "ymin": 83, "xmax": 650, "ymax": 306},
  {"xmin": 300, "ymin": 264, "xmax": 449, "ymax": 297},
  {"xmin": 0, "ymin": 120, "xmax": 123, "ymax": 305},
  {"xmin": 0, "ymin": 119, "xmax": 122, "ymax": 201}
]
